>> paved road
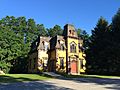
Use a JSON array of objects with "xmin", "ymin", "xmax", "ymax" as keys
[{"xmin": 0, "ymin": 77, "xmax": 120, "ymax": 90}]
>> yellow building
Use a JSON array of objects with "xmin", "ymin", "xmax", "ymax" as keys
[
  {"xmin": 28, "ymin": 37, "xmax": 51, "ymax": 73},
  {"xmin": 28, "ymin": 24, "xmax": 86, "ymax": 75}
]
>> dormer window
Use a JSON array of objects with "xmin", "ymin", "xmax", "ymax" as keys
[
  {"xmin": 69, "ymin": 30, "xmax": 75, "ymax": 36},
  {"xmin": 58, "ymin": 40, "xmax": 60, "ymax": 44},
  {"xmin": 60, "ymin": 44, "xmax": 64, "ymax": 50},
  {"xmin": 69, "ymin": 30, "xmax": 71, "ymax": 34},
  {"xmin": 72, "ymin": 30, "xmax": 75, "ymax": 36},
  {"xmin": 42, "ymin": 41, "xmax": 44, "ymax": 45},
  {"xmin": 45, "ymin": 44, "xmax": 48, "ymax": 51},
  {"xmin": 42, "ymin": 41, "xmax": 49, "ymax": 51},
  {"xmin": 58, "ymin": 40, "xmax": 65, "ymax": 50}
]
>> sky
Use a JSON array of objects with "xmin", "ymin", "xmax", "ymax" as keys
[{"xmin": 0, "ymin": 0, "xmax": 120, "ymax": 34}]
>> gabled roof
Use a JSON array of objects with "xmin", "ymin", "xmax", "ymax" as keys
[
  {"xmin": 37, "ymin": 36, "xmax": 51, "ymax": 50},
  {"xmin": 30, "ymin": 36, "xmax": 51, "ymax": 53}
]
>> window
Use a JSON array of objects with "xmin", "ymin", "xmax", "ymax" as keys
[
  {"xmin": 78, "ymin": 43, "xmax": 81, "ymax": 52},
  {"xmin": 43, "ymin": 57, "xmax": 48, "ymax": 66},
  {"xmin": 80, "ymin": 60, "xmax": 84, "ymax": 69},
  {"xmin": 45, "ymin": 44, "xmax": 48, "ymax": 51},
  {"xmin": 69, "ymin": 30, "xmax": 71, "ymax": 34},
  {"xmin": 60, "ymin": 44, "xmax": 64, "ymax": 50},
  {"xmin": 58, "ymin": 40, "xmax": 65, "ymax": 50},
  {"xmin": 70, "ymin": 42, "xmax": 76, "ymax": 53},
  {"xmin": 42, "ymin": 41, "xmax": 49, "ymax": 51},
  {"xmin": 38, "ymin": 59, "xmax": 42, "ymax": 67},
  {"xmin": 69, "ymin": 30, "xmax": 75, "ymax": 36},
  {"xmin": 58, "ymin": 40, "xmax": 60, "ymax": 44},
  {"xmin": 42, "ymin": 41, "xmax": 45, "ymax": 50},
  {"xmin": 60, "ymin": 57, "xmax": 64, "ymax": 69},
  {"xmin": 72, "ymin": 30, "xmax": 74, "ymax": 36}
]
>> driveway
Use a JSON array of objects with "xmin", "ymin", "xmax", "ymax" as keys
[{"xmin": 0, "ymin": 77, "xmax": 120, "ymax": 90}]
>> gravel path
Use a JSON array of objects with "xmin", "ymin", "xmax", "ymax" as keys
[{"xmin": 0, "ymin": 77, "xmax": 120, "ymax": 90}]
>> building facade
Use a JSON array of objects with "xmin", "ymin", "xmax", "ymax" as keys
[{"xmin": 28, "ymin": 24, "xmax": 86, "ymax": 75}]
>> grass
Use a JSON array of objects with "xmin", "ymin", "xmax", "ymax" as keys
[
  {"xmin": 85, "ymin": 74, "xmax": 120, "ymax": 79},
  {"xmin": 57, "ymin": 72, "xmax": 120, "ymax": 79},
  {"xmin": 0, "ymin": 74, "xmax": 51, "ymax": 83},
  {"xmin": 0, "ymin": 73, "xmax": 120, "ymax": 83},
  {"xmin": 67, "ymin": 74, "xmax": 120, "ymax": 79}
]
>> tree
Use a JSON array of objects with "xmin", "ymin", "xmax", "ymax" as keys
[
  {"xmin": 86, "ymin": 17, "xmax": 110, "ymax": 74},
  {"xmin": 47, "ymin": 25, "xmax": 63, "ymax": 37},
  {"xmin": 0, "ymin": 24, "xmax": 22, "ymax": 73},
  {"xmin": 108, "ymin": 8, "xmax": 120, "ymax": 74},
  {"xmin": 77, "ymin": 28, "xmax": 90, "ymax": 50},
  {"xmin": 0, "ymin": 16, "xmax": 27, "ymax": 73},
  {"xmin": 77, "ymin": 28, "xmax": 82, "ymax": 37},
  {"xmin": 36, "ymin": 24, "xmax": 48, "ymax": 36}
]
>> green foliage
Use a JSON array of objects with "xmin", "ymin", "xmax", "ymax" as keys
[
  {"xmin": 0, "ymin": 16, "xmax": 26, "ymax": 73},
  {"xmin": 0, "ymin": 74, "xmax": 50, "ymax": 83},
  {"xmin": 1, "ymin": 9, "xmax": 120, "ymax": 75},
  {"xmin": 36, "ymin": 24, "xmax": 48, "ymax": 36},
  {"xmin": 77, "ymin": 28, "xmax": 90, "ymax": 49},
  {"xmin": 77, "ymin": 28, "xmax": 82, "ymax": 37},
  {"xmin": 0, "ymin": 16, "xmax": 47, "ymax": 73},
  {"xmin": 109, "ymin": 8, "xmax": 120, "ymax": 74},
  {"xmin": 86, "ymin": 9, "xmax": 120, "ymax": 75},
  {"xmin": 0, "ymin": 16, "xmax": 65, "ymax": 73},
  {"xmin": 86, "ymin": 17, "xmax": 110, "ymax": 74},
  {"xmin": 47, "ymin": 25, "xmax": 63, "ymax": 37}
]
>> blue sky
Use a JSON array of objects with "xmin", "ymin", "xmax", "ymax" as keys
[{"xmin": 0, "ymin": 0, "xmax": 120, "ymax": 34}]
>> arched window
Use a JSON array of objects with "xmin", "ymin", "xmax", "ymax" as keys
[
  {"xmin": 70, "ymin": 42, "xmax": 76, "ymax": 53},
  {"xmin": 69, "ymin": 30, "xmax": 71, "ymax": 34}
]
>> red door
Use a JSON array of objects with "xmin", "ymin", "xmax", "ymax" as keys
[{"xmin": 71, "ymin": 60, "xmax": 77, "ymax": 73}]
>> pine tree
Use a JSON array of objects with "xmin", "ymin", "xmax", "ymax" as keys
[
  {"xmin": 108, "ymin": 8, "xmax": 120, "ymax": 74},
  {"xmin": 86, "ymin": 17, "xmax": 110, "ymax": 74}
]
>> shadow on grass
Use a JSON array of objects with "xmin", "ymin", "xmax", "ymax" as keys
[
  {"xmin": 0, "ymin": 75, "xmax": 72, "ymax": 90},
  {"xmin": 1, "ymin": 74, "xmax": 120, "ymax": 90}
]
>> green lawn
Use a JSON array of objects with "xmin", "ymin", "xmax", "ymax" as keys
[
  {"xmin": 64, "ymin": 74, "xmax": 120, "ymax": 79},
  {"xmin": 0, "ymin": 74, "xmax": 51, "ymax": 83},
  {"xmin": 85, "ymin": 74, "xmax": 120, "ymax": 79},
  {"xmin": 57, "ymin": 72, "xmax": 120, "ymax": 79},
  {"xmin": 1, "ymin": 73, "xmax": 120, "ymax": 83}
]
